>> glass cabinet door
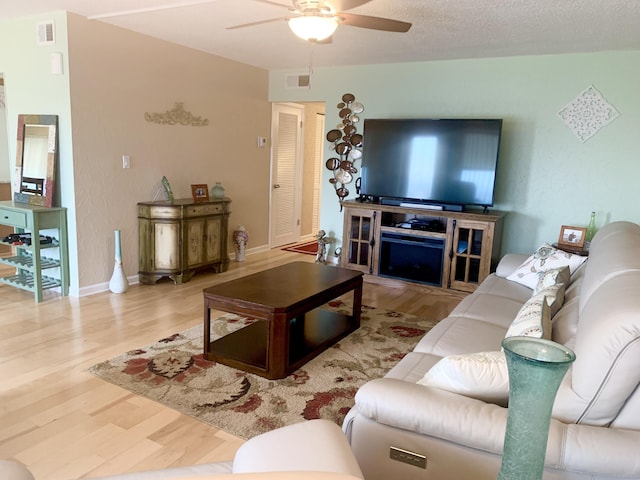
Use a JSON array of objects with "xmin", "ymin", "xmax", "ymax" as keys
[
  {"xmin": 450, "ymin": 220, "xmax": 489, "ymax": 292},
  {"xmin": 343, "ymin": 208, "xmax": 378, "ymax": 274}
]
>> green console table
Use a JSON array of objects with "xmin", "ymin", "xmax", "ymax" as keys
[{"xmin": 0, "ymin": 201, "xmax": 69, "ymax": 302}]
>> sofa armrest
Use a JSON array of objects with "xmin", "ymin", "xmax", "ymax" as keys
[
  {"xmin": 162, "ymin": 474, "xmax": 363, "ymax": 480},
  {"xmin": 0, "ymin": 461, "xmax": 34, "ymax": 480},
  {"xmin": 233, "ymin": 420, "xmax": 363, "ymax": 479},
  {"xmin": 353, "ymin": 378, "xmax": 506, "ymax": 454},
  {"xmin": 560, "ymin": 423, "xmax": 640, "ymax": 476},
  {"xmin": 495, "ymin": 254, "xmax": 529, "ymax": 278},
  {"xmin": 352, "ymin": 379, "xmax": 640, "ymax": 477}
]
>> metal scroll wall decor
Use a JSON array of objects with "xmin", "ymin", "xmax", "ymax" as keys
[
  {"xmin": 144, "ymin": 102, "xmax": 209, "ymax": 126},
  {"xmin": 325, "ymin": 93, "xmax": 364, "ymax": 210}
]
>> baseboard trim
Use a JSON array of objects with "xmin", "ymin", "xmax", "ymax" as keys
[{"xmin": 77, "ymin": 244, "xmax": 271, "ymax": 297}]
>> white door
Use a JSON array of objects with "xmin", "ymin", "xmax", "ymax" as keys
[
  {"xmin": 270, "ymin": 103, "xmax": 304, "ymax": 247},
  {"xmin": 311, "ymin": 112, "xmax": 325, "ymax": 234}
]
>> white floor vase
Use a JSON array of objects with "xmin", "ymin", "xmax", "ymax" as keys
[{"xmin": 109, "ymin": 229, "xmax": 129, "ymax": 294}]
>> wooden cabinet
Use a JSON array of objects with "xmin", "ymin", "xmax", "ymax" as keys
[
  {"xmin": 138, "ymin": 198, "xmax": 231, "ymax": 284},
  {"xmin": 341, "ymin": 200, "xmax": 506, "ymax": 292},
  {"xmin": 0, "ymin": 201, "xmax": 69, "ymax": 302}
]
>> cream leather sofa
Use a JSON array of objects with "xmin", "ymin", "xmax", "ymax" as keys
[
  {"xmin": 1, "ymin": 420, "xmax": 363, "ymax": 480},
  {"xmin": 343, "ymin": 221, "xmax": 640, "ymax": 480}
]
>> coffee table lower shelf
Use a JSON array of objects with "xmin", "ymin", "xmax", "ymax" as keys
[{"xmin": 205, "ymin": 308, "xmax": 355, "ymax": 378}]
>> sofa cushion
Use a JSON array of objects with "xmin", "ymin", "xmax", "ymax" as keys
[
  {"xmin": 447, "ymin": 291, "xmax": 525, "ymax": 329},
  {"xmin": 506, "ymin": 243, "xmax": 587, "ymax": 289},
  {"xmin": 472, "ymin": 272, "xmax": 533, "ymax": 304},
  {"xmin": 417, "ymin": 351, "xmax": 509, "ymax": 406},
  {"xmin": 413, "ymin": 316, "xmax": 508, "ymax": 356}
]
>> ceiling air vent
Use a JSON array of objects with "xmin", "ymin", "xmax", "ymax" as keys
[
  {"xmin": 286, "ymin": 74, "xmax": 311, "ymax": 89},
  {"xmin": 37, "ymin": 20, "xmax": 55, "ymax": 46}
]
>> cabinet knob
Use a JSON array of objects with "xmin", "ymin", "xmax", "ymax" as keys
[{"xmin": 273, "ymin": 184, "xmax": 281, "ymax": 189}]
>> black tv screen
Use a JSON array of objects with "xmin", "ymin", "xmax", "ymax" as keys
[{"xmin": 360, "ymin": 118, "xmax": 502, "ymax": 209}]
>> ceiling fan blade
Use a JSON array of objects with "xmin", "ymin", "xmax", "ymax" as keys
[
  {"xmin": 338, "ymin": 12, "xmax": 411, "ymax": 32},
  {"xmin": 329, "ymin": 0, "xmax": 372, "ymax": 12},
  {"xmin": 227, "ymin": 17, "xmax": 287, "ymax": 30}
]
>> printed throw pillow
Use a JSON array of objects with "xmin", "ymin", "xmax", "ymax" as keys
[
  {"xmin": 505, "ymin": 293, "xmax": 552, "ymax": 339},
  {"xmin": 506, "ymin": 243, "xmax": 587, "ymax": 289},
  {"xmin": 418, "ymin": 351, "xmax": 509, "ymax": 406},
  {"xmin": 534, "ymin": 266, "xmax": 571, "ymax": 295},
  {"xmin": 533, "ymin": 266, "xmax": 569, "ymax": 317}
]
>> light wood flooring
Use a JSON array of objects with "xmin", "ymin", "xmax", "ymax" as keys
[{"xmin": 0, "ymin": 249, "xmax": 465, "ymax": 480}]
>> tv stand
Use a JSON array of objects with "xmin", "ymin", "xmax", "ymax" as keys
[{"xmin": 340, "ymin": 200, "xmax": 507, "ymax": 292}]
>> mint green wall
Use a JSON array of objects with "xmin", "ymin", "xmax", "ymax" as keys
[
  {"xmin": 269, "ymin": 51, "xmax": 640, "ymax": 256},
  {"xmin": 0, "ymin": 12, "xmax": 80, "ymax": 293}
]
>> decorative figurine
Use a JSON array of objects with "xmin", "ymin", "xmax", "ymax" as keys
[
  {"xmin": 233, "ymin": 226, "xmax": 249, "ymax": 262},
  {"xmin": 315, "ymin": 229, "xmax": 331, "ymax": 264}
]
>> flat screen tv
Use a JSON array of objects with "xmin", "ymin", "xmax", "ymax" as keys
[{"xmin": 359, "ymin": 118, "xmax": 502, "ymax": 210}]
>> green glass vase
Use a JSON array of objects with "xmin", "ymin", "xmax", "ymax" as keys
[
  {"xmin": 211, "ymin": 182, "xmax": 225, "ymax": 199},
  {"xmin": 497, "ymin": 337, "xmax": 576, "ymax": 480}
]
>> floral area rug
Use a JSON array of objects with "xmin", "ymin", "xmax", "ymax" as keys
[{"xmin": 89, "ymin": 300, "xmax": 438, "ymax": 439}]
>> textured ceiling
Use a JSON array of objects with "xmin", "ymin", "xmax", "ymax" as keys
[{"xmin": 1, "ymin": 0, "xmax": 639, "ymax": 69}]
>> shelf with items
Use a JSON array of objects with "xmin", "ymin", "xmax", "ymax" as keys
[
  {"xmin": 379, "ymin": 210, "xmax": 448, "ymax": 235},
  {"xmin": 0, "ymin": 201, "xmax": 69, "ymax": 302}
]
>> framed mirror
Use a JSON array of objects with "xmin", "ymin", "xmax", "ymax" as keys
[{"xmin": 13, "ymin": 114, "xmax": 58, "ymax": 208}]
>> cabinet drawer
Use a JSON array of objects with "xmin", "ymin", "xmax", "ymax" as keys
[
  {"xmin": 138, "ymin": 206, "xmax": 182, "ymax": 219},
  {"xmin": 0, "ymin": 209, "xmax": 27, "ymax": 228},
  {"xmin": 185, "ymin": 204, "xmax": 223, "ymax": 217}
]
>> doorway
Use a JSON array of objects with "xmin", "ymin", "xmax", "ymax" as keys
[{"xmin": 270, "ymin": 102, "xmax": 325, "ymax": 248}]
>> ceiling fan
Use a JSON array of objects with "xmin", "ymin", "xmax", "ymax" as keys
[{"xmin": 227, "ymin": 0, "xmax": 412, "ymax": 42}]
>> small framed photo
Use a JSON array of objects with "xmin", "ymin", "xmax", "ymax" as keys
[
  {"xmin": 191, "ymin": 184, "xmax": 209, "ymax": 203},
  {"xmin": 558, "ymin": 225, "xmax": 587, "ymax": 248}
]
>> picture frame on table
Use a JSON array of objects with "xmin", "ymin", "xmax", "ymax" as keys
[
  {"xmin": 191, "ymin": 184, "xmax": 209, "ymax": 203},
  {"xmin": 558, "ymin": 225, "xmax": 587, "ymax": 249}
]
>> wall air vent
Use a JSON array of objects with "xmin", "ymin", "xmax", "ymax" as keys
[
  {"xmin": 37, "ymin": 20, "xmax": 55, "ymax": 46},
  {"xmin": 286, "ymin": 74, "xmax": 311, "ymax": 89}
]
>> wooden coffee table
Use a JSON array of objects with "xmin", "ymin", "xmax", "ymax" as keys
[{"xmin": 202, "ymin": 261, "xmax": 363, "ymax": 379}]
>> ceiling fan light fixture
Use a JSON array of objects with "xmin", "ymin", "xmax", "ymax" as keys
[{"xmin": 288, "ymin": 15, "xmax": 338, "ymax": 41}]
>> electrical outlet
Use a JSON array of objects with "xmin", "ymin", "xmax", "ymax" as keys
[{"xmin": 122, "ymin": 155, "xmax": 130, "ymax": 169}]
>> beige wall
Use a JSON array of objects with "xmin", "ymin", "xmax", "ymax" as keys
[{"xmin": 67, "ymin": 14, "xmax": 271, "ymax": 290}]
